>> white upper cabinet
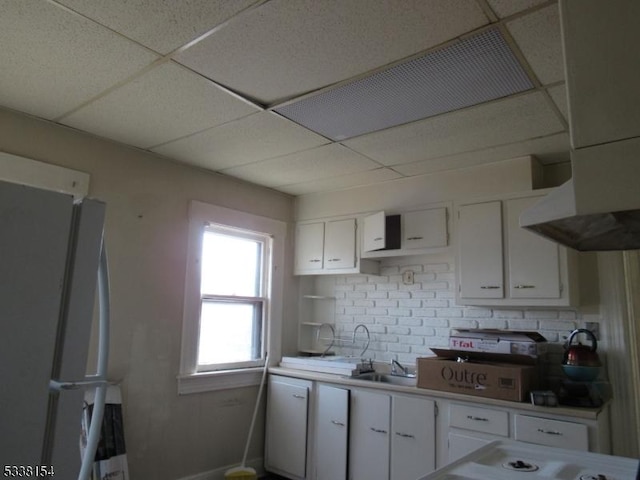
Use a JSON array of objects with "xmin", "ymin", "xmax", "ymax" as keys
[
  {"xmin": 363, "ymin": 211, "xmax": 386, "ymax": 252},
  {"xmin": 506, "ymin": 196, "xmax": 560, "ymax": 299},
  {"xmin": 295, "ymin": 222, "xmax": 325, "ymax": 273},
  {"xmin": 295, "ymin": 217, "xmax": 379, "ymax": 275},
  {"xmin": 456, "ymin": 192, "xmax": 578, "ymax": 307},
  {"xmin": 457, "ymin": 201, "xmax": 504, "ymax": 299},
  {"xmin": 361, "ymin": 204, "xmax": 450, "ymax": 259},
  {"xmin": 324, "ymin": 218, "xmax": 356, "ymax": 270},
  {"xmin": 402, "ymin": 207, "xmax": 448, "ymax": 250}
]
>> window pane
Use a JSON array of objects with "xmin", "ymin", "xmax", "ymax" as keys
[
  {"xmin": 201, "ymin": 230, "xmax": 262, "ymax": 297},
  {"xmin": 197, "ymin": 301, "xmax": 261, "ymax": 366}
]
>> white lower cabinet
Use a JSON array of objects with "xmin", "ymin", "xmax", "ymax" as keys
[
  {"xmin": 513, "ymin": 414, "xmax": 589, "ymax": 451},
  {"xmin": 315, "ymin": 384, "xmax": 349, "ymax": 480},
  {"xmin": 348, "ymin": 389, "xmax": 436, "ymax": 480},
  {"xmin": 446, "ymin": 404, "xmax": 509, "ymax": 462},
  {"xmin": 349, "ymin": 389, "xmax": 390, "ymax": 480},
  {"xmin": 391, "ymin": 395, "xmax": 436, "ymax": 480},
  {"xmin": 265, "ymin": 376, "xmax": 311, "ymax": 479}
]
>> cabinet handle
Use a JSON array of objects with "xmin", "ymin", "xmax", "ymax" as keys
[
  {"xmin": 466, "ymin": 415, "xmax": 489, "ymax": 422},
  {"xmin": 395, "ymin": 432, "xmax": 415, "ymax": 439},
  {"xmin": 407, "ymin": 236, "xmax": 423, "ymax": 240},
  {"xmin": 373, "ymin": 237, "xmax": 383, "ymax": 241},
  {"xmin": 309, "ymin": 259, "xmax": 321, "ymax": 263},
  {"xmin": 480, "ymin": 285, "xmax": 501, "ymax": 289},
  {"xmin": 292, "ymin": 394, "xmax": 305, "ymax": 399},
  {"xmin": 537, "ymin": 428, "xmax": 562, "ymax": 436},
  {"xmin": 331, "ymin": 420, "xmax": 345, "ymax": 427},
  {"xmin": 327, "ymin": 258, "xmax": 341, "ymax": 262},
  {"xmin": 370, "ymin": 427, "xmax": 388, "ymax": 434},
  {"xmin": 514, "ymin": 285, "xmax": 536, "ymax": 289}
]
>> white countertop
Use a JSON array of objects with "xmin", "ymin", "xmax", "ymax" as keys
[{"xmin": 269, "ymin": 366, "xmax": 606, "ymax": 420}]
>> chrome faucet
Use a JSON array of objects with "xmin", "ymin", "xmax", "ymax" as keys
[{"xmin": 391, "ymin": 359, "xmax": 409, "ymax": 376}]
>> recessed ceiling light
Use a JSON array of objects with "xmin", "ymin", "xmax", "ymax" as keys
[{"xmin": 274, "ymin": 28, "xmax": 534, "ymax": 141}]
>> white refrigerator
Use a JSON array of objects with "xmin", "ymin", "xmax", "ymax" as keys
[{"xmin": 0, "ymin": 179, "xmax": 110, "ymax": 479}]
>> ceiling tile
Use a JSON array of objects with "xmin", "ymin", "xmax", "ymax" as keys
[
  {"xmin": 60, "ymin": 62, "xmax": 259, "ymax": 149},
  {"xmin": 0, "ymin": 0, "xmax": 158, "ymax": 120},
  {"xmin": 486, "ymin": 0, "xmax": 548, "ymax": 18},
  {"xmin": 55, "ymin": 0, "xmax": 259, "ymax": 54},
  {"xmin": 278, "ymin": 168, "xmax": 403, "ymax": 195},
  {"xmin": 220, "ymin": 144, "xmax": 381, "ymax": 187},
  {"xmin": 393, "ymin": 133, "xmax": 570, "ymax": 177},
  {"xmin": 547, "ymin": 84, "xmax": 569, "ymax": 122},
  {"xmin": 152, "ymin": 112, "xmax": 329, "ymax": 170},
  {"xmin": 344, "ymin": 92, "xmax": 566, "ymax": 166},
  {"xmin": 175, "ymin": 0, "xmax": 489, "ymax": 104},
  {"xmin": 507, "ymin": 4, "xmax": 564, "ymax": 85}
]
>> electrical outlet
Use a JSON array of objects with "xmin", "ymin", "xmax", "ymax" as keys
[
  {"xmin": 585, "ymin": 321, "xmax": 600, "ymax": 340},
  {"xmin": 402, "ymin": 270, "xmax": 414, "ymax": 285}
]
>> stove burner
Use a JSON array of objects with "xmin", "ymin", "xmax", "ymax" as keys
[
  {"xmin": 502, "ymin": 460, "xmax": 539, "ymax": 472},
  {"xmin": 579, "ymin": 475, "xmax": 609, "ymax": 480}
]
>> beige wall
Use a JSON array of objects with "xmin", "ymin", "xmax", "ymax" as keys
[{"xmin": 0, "ymin": 107, "xmax": 298, "ymax": 479}]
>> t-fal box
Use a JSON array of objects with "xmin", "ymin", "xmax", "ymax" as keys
[
  {"xmin": 449, "ymin": 329, "xmax": 547, "ymax": 360},
  {"xmin": 417, "ymin": 349, "xmax": 539, "ymax": 402}
]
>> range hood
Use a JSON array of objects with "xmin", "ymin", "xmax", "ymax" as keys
[
  {"xmin": 520, "ymin": 0, "xmax": 640, "ymax": 251},
  {"xmin": 520, "ymin": 139, "xmax": 640, "ymax": 251}
]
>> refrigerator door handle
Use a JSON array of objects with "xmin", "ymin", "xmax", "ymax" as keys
[{"xmin": 78, "ymin": 242, "xmax": 111, "ymax": 480}]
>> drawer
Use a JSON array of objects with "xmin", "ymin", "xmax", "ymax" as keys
[
  {"xmin": 514, "ymin": 414, "xmax": 588, "ymax": 451},
  {"xmin": 449, "ymin": 404, "xmax": 509, "ymax": 437}
]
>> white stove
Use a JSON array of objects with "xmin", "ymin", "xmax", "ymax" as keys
[{"xmin": 419, "ymin": 440, "xmax": 639, "ymax": 480}]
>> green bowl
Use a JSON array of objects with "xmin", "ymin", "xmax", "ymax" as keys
[{"xmin": 562, "ymin": 364, "xmax": 600, "ymax": 382}]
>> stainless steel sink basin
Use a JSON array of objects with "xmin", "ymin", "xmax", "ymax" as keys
[{"xmin": 352, "ymin": 372, "xmax": 417, "ymax": 387}]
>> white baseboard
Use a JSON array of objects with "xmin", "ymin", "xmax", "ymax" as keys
[{"xmin": 177, "ymin": 457, "xmax": 264, "ymax": 480}]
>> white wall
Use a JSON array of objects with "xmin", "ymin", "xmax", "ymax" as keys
[
  {"xmin": 0, "ymin": 107, "xmax": 298, "ymax": 479},
  {"xmin": 325, "ymin": 253, "xmax": 602, "ymax": 384}
]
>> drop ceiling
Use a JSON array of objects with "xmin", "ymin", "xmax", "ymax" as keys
[{"xmin": 0, "ymin": 0, "xmax": 570, "ymax": 196}]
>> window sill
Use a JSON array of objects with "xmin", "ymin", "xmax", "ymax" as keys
[{"xmin": 177, "ymin": 367, "xmax": 265, "ymax": 395}]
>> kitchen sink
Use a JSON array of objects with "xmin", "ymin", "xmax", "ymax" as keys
[{"xmin": 351, "ymin": 372, "xmax": 417, "ymax": 387}]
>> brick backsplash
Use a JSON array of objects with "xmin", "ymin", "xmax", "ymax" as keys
[{"xmin": 328, "ymin": 255, "xmax": 600, "ymax": 382}]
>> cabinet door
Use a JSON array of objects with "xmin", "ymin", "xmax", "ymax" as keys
[
  {"xmin": 506, "ymin": 196, "xmax": 561, "ymax": 298},
  {"xmin": 458, "ymin": 201, "xmax": 504, "ymax": 298},
  {"xmin": 363, "ymin": 211, "xmax": 386, "ymax": 252},
  {"xmin": 325, "ymin": 219, "xmax": 356, "ymax": 270},
  {"xmin": 296, "ymin": 222, "xmax": 324, "ymax": 272},
  {"xmin": 391, "ymin": 396, "xmax": 435, "ymax": 480},
  {"xmin": 266, "ymin": 377, "xmax": 309, "ymax": 478},
  {"xmin": 316, "ymin": 385, "xmax": 349, "ymax": 480},
  {"xmin": 349, "ymin": 390, "xmax": 390, "ymax": 480},
  {"xmin": 403, "ymin": 208, "xmax": 447, "ymax": 249}
]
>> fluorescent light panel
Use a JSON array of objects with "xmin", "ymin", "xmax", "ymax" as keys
[{"xmin": 274, "ymin": 28, "xmax": 534, "ymax": 141}]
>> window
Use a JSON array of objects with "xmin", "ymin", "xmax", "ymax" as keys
[
  {"xmin": 180, "ymin": 201, "xmax": 285, "ymax": 394},
  {"xmin": 197, "ymin": 225, "xmax": 269, "ymax": 371}
]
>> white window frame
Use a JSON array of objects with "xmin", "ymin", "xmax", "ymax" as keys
[{"xmin": 179, "ymin": 201, "xmax": 285, "ymax": 394}]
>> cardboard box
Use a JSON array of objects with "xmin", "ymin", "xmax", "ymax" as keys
[
  {"xmin": 449, "ymin": 329, "xmax": 547, "ymax": 359},
  {"xmin": 417, "ymin": 351, "xmax": 539, "ymax": 402}
]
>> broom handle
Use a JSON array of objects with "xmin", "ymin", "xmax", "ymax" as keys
[{"xmin": 241, "ymin": 354, "xmax": 269, "ymax": 467}]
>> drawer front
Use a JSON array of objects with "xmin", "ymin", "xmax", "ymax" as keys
[
  {"xmin": 449, "ymin": 404, "xmax": 509, "ymax": 437},
  {"xmin": 514, "ymin": 414, "xmax": 588, "ymax": 451}
]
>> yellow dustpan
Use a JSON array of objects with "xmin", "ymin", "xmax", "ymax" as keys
[{"xmin": 224, "ymin": 355, "xmax": 269, "ymax": 480}]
